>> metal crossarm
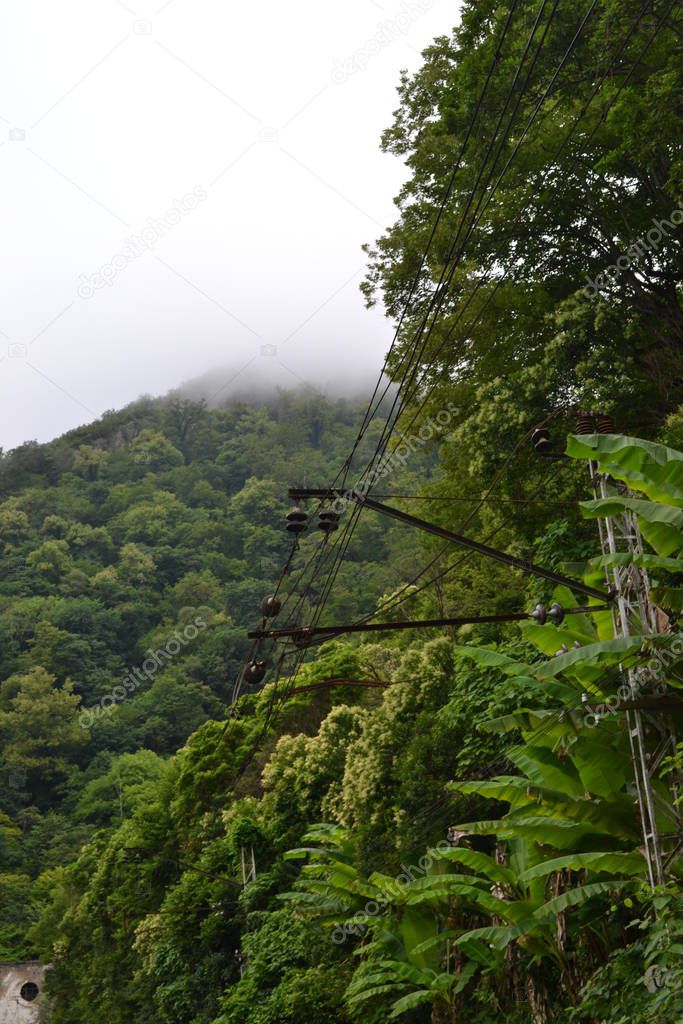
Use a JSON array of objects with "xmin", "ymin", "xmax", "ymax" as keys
[
  {"xmin": 249, "ymin": 605, "xmax": 609, "ymax": 642},
  {"xmin": 289, "ymin": 488, "xmax": 611, "ymax": 603}
]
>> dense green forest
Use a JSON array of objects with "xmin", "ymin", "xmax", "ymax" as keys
[
  {"xmin": 0, "ymin": 387, "xmax": 432, "ymax": 965},
  {"xmin": 1, "ymin": 389, "xmax": 681, "ymax": 1024},
  {"xmin": 2, "ymin": 392, "xmax": 683, "ymax": 1024},
  {"xmin": 2, "ymin": 0, "xmax": 683, "ymax": 1021}
]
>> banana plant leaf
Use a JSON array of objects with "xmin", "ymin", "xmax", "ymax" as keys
[
  {"xmin": 533, "ymin": 880, "xmax": 635, "ymax": 919},
  {"xmin": 518, "ymin": 851, "xmax": 645, "ymax": 882},
  {"xmin": 452, "ymin": 645, "xmax": 536, "ymax": 675},
  {"xmin": 531, "ymin": 637, "xmax": 642, "ymax": 680},
  {"xmin": 566, "ymin": 434, "xmax": 683, "ymax": 506},
  {"xmin": 507, "ymin": 746, "xmax": 585, "ymax": 798},
  {"xmin": 429, "ymin": 847, "xmax": 518, "ymax": 888}
]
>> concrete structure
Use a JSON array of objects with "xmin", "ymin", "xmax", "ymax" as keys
[{"xmin": 0, "ymin": 963, "xmax": 48, "ymax": 1023}]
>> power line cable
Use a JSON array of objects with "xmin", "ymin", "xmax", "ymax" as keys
[
  {"xmin": 343, "ymin": 0, "xmax": 596, "ymax": 485},
  {"xmin": 390, "ymin": 0, "xmax": 667, "ymax": 442},
  {"xmin": 313, "ymin": 1, "xmax": 599, "ymax": 632},
  {"xmin": 308, "ymin": 1, "xmax": 663, "ymax": 642},
  {"xmin": 344, "ymin": 454, "xmax": 567, "ymax": 633},
  {"xmin": 353, "ymin": 0, "xmax": 565, "ymax": 489},
  {"xmin": 336, "ymin": 0, "xmax": 525, "ymax": 489},
  {"xmin": 261, "ymin": 1, "xmax": 666, "ymax": 696},
  {"xmin": 309, "ymin": 4, "xmax": 573, "ymax": 651},
  {"xmin": 372, "ymin": 0, "xmax": 604, "ymax": 468}
]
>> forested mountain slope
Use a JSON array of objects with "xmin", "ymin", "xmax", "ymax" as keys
[
  {"xmin": 0, "ymin": 388, "xmax": 431, "ymax": 964},
  {"xmin": 1, "ymin": 373, "xmax": 683, "ymax": 1024},
  {"xmin": 2, "ymin": 387, "xmax": 682, "ymax": 1024},
  {"xmin": 2, "ymin": 0, "xmax": 683, "ymax": 1020}
]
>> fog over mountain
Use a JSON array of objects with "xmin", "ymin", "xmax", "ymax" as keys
[
  {"xmin": 176, "ymin": 361, "xmax": 392, "ymax": 409},
  {"xmin": 1, "ymin": 0, "xmax": 452, "ymax": 452}
]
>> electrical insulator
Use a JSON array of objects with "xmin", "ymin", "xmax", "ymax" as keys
[
  {"xmin": 285, "ymin": 507, "xmax": 308, "ymax": 535},
  {"xmin": 260, "ymin": 595, "xmax": 281, "ymax": 619},
  {"xmin": 293, "ymin": 628, "xmax": 313, "ymax": 649},
  {"xmin": 575, "ymin": 412, "xmax": 595, "ymax": 435},
  {"xmin": 531, "ymin": 426, "xmax": 552, "ymax": 455},
  {"xmin": 243, "ymin": 660, "xmax": 266, "ymax": 685},
  {"xmin": 595, "ymin": 412, "xmax": 616, "ymax": 434},
  {"xmin": 531, "ymin": 603, "xmax": 547, "ymax": 625},
  {"xmin": 317, "ymin": 509, "xmax": 340, "ymax": 534},
  {"xmin": 548, "ymin": 602, "xmax": 565, "ymax": 626}
]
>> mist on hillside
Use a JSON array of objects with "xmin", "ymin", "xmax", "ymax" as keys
[
  {"xmin": 0, "ymin": 360, "xmax": 396, "ymax": 458},
  {"xmin": 1, "ymin": 349, "xmax": 395, "ymax": 454},
  {"xmin": 2, "ymin": 0, "xmax": 449, "ymax": 454},
  {"xmin": 176, "ymin": 360, "xmax": 392, "ymax": 409}
]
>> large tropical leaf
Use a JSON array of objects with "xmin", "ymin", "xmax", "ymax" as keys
[
  {"xmin": 592, "ymin": 552, "xmax": 683, "ymax": 574},
  {"xmin": 452, "ymin": 645, "xmax": 535, "ymax": 675},
  {"xmin": 533, "ymin": 880, "xmax": 634, "ymax": 919},
  {"xmin": 507, "ymin": 746, "xmax": 585, "ymax": 798},
  {"xmin": 531, "ymin": 637, "xmax": 642, "ymax": 681},
  {"xmin": 571, "ymin": 735, "xmax": 631, "ymax": 798},
  {"xmin": 387, "ymin": 989, "xmax": 438, "ymax": 1018},
  {"xmin": 479, "ymin": 707, "xmax": 583, "ymax": 740},
  {"xmin": 580, "ymin": 497, "xmax": 683, "ymax": 556},
  {"xmin": 429, "ymin": 846, "xmax": 518, "ymax": 888},
  {"xmin": 454, "ymin": 923, "xmax": 530, "ymax": 951},
  {"xmin": 520, "ymin": 622, "xmax": 597, "ymax": 658},
  {"xmin": 518, "ymin": 851, "xmax": 645, "ymax": 883},
  {"xmin": 566, "ymin": 434, "xmax": 683, "ymax": 507},
  {"xmin": 346, "ymin": 960, "xmax": 435, "ymax": 1004},
  {"xmin": 409, "ymin": 929, "xmax": 461, "ymax": 956},
  {"xmin": 399, "ymin": 906, "xmax": 442, "ymax": 971}
]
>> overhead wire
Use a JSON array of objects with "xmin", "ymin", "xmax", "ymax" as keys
[
  {"xmin": 352, "ymin": 0, "xmax": 566, "ymax": 489},
  {"xmin": 225, "ymin": 477, "xmax": 366, "ymax": 742},
  {"xmin": 368, "ymin": 494, "xmax": 577, "ymax": 506},
  {"xmin": 299, "ymin": 456, "xmax": 568, "ymax": 650},
  {"xmin": 336, "ymin": 0, "xmax": 525, "ymax": 489},
  {"xmin": 302, "ymin": 406, "xmax": 566, "ymax": 644},
  {"xmin": 311, "ymin": 0, "xmax": 603, "ymax": 636},
  {"xmin": 304, "ymin": 0, "xmax": 665, "ymax": 645},
  {"xmin": 307, "ymin": 0, "xmax": 569, "ymax": 652},
  {"xmin": 390, "ymin": 406, "xmax": 568, "ymax": 592},
  {"xmin": 343, "ymin": 0, "xmax": 595, "ymax": 486},
  {"xmin": 221, "ymin": 522, "xmax": 353, "ymax": 761},
  {"xmin": 363, "ymin": 0, "xmax": 655, "ymax": 468},
  {"xmin": 368, "ymin": 0, "xmax": 604, "ymax": 469},
  {"xmin": 388, "ymin": 0, "xmax": 668, "ymax": 443},
  {"xmin": 221, "ymin": 1, "xmax": 672, "ymax": 770}
]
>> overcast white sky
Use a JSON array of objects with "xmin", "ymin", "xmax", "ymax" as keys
[{"xmin": 0, "ymin": 0, "xmax": 459, "ymax": 451}]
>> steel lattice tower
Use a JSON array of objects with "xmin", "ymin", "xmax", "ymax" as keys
[{"xmin": 588, "ymin": 442, "xmax": 683, "ymax": 885}]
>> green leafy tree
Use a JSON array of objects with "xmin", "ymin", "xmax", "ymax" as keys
[
  {"xmin": 75, "ymin": 751, "xmax": 168, "ymax": 826},
  {"xmin": 363, "ymin": 0, "xmax": 683, "ymax": 469},
  {"xmin": 0, "ymin": 668, "xmax": 87, "ymax": 804},
  {"xmin": 130, "ymin": 429, "xmax": 184, "ymax": 471}
]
